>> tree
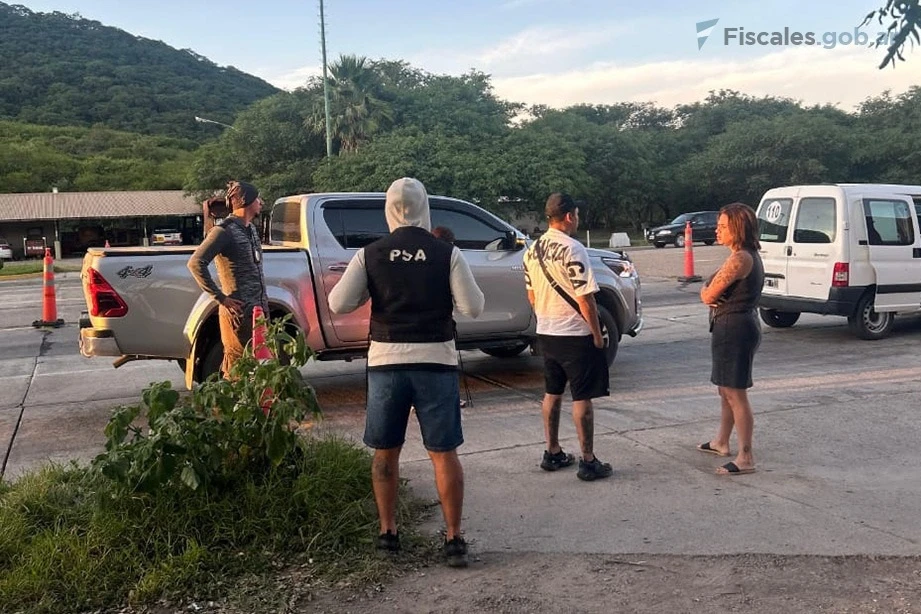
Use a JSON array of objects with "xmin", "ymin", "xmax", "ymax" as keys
[
  {"xmin": 681, "ymin": 113, "xmax": 856, "ymax": 206},
  {"xmin": 852, "ymin": 87, "xmax": 921, "ymax": 182},
  {"xmin": 313, "ymin": 55, "xmax": 393, "ymax": 154},
  {"xmin": 864, "ymin": 0, "xmax": 921, "ymax": 68},
  {"xmin": 383, "ymin": 70, "xmax": 521, "ymax": 139},
  {"xmin": 185, "ymin": 89, "xmax": 327, "ymax": 202}
]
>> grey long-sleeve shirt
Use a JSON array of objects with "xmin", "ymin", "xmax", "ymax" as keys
[
  {"xmin": 187, "ymin": 217, "xmax": 268, "ymax": 310},
  {"xmin": 328, "ymin": 246, "xmax": 485, "ymax": 368}
]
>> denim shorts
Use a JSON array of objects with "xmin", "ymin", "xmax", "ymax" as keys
[{"xmin": 364, "ymin": 369, "xmax": 463, "ymax": 452}]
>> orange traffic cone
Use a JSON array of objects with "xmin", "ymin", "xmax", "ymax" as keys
[
  {"xmin": 678, "ymin": 221, "xmax": 701, "ymax": 283},
  {"xmin": 32, "ymin": 248, "xmax": 65, "ymax": 328},
  {"xmin": 252, "ymin": 306, "xmax": 273, "ymax": 415},
  {"xmin": 252, "ymin": 306, "xmax": 273, "ymax": 360}
]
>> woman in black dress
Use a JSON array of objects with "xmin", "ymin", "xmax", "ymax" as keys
[{"xmin": 697, "ymin": 203, "xmax": 763, "ymax": 475}]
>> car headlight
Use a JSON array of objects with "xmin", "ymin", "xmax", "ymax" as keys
[
  {"xmin": 601, "ymin": 257, "xmax": 636, "ymax": 278},
  {"xmin": 656, "ymin": 229, "xmax": 672, "ymax": 235}
]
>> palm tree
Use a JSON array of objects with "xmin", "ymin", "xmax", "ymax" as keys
[{"xmin": 311, "ymin": 54, "xmax": 394, "ymax": 154}]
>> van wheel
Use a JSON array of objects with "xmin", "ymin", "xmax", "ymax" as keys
[
  {"xmin": 201, "ymin": 339, "xmax": 224, "ymax": 381},
  {"xmin": 759, "ymin": 308, "xmax": 800, "ymax": 328},
  {"xmin": 848, "ymin": 293, "xmax": 894, "ymax": 340},
  {"xmin": 674, "ymin": 235, "xmax": 685, "ymax": 248},
  {"xmin": 482, "ymin": 343, "xmax": 530, "ymax": 358},
  {"xmin": 598, "ymin": 305, "xmax": 619, "ymax": 366}
]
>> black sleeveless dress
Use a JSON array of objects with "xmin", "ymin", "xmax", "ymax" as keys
[{"xmin": 709, "ymin": 248, "xmax": 764, "ymax": 389}]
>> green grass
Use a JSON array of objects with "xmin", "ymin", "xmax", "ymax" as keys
[
  {"xmin": 0, "ymin": 261, "xmax": 82, "ymax": 277},
  {"xmin": 0, "ymin": 437, "xmax": 424, "ymax": 613}
]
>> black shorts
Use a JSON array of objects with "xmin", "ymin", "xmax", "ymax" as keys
[{"xmin": 538, "ymin": 334, "xmax": 610, "ymax": 401}]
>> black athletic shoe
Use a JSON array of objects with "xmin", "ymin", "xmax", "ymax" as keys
[
  {"xmin": 577, "ymin": 457, "xmax": 614, "ymax": 481},
  {"xmin": 444, "ymin": 535, "xmax": 469, "ymax": 568},
  {"xmin": 376, "ymin": 530, "xmax": 400, "ymax": 554},
  {"xmin": 540, "ymin": 449, "xmax": 576, "ymax": 471}
]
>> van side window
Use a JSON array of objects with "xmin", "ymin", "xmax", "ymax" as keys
[
  {"xmin": 323, "ymin": 200, "xmax": 389, "ymax": 248},
  {"xmin": 913, "ymin": 198, "xmax": 921, "ymax": 234},
  {"xmin": 757, "ymin": 198, "xmax": 793, "ymax": 242},
  {"xmin": 863, "ymin": 199, "xmax": 914, "ymax": 246},
  {"xmin": 792, "ymin": 198, "xmax": 836, "ymax": 244}
]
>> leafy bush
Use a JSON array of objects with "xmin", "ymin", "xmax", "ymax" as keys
[
  {"xmin": 93, "ymin": 315, "xmax": 318, "ymax": 493},
  {"xmin": 0, "ymin": 318, "xmax": 410, "ymax": 613}
]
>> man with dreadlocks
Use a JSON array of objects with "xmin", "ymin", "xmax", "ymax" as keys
[{"xmin": 188, "ymin": 180, "xmax": 269, "ymax": 377}]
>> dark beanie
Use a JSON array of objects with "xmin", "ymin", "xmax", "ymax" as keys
[{"xmin": 226, "ymin": 180, "xmax": 259, "ymax": 210}]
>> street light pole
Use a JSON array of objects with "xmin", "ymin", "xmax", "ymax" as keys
[
  {"xmin": 52, "ymin": 187, "xmax": 61, "ymax": 260},
  {"xmin": 194, "ymin": 116, "xmax": 238, "ymax": 131},
  {"xmin": 319, "ymin": 0, "xmax": 333, "ymax": 158}
]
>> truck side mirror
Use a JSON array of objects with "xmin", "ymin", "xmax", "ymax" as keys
[{"xmin": 503, "ymin": 230, "xmax": 524, "ymax": 251}]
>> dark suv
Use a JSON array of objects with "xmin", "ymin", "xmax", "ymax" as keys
[{"xmin": 646, "ymin": 211, "xmax": 719, "ymax": 248}]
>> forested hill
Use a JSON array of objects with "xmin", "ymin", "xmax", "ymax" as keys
[{"xmin": 0, "ymin": 3, "xmax": 279, "ymax": 140}]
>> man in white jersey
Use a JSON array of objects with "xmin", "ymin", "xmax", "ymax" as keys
[{"xmin": 523, "ymin": 192, "xmax": 613, "ymax": 481}]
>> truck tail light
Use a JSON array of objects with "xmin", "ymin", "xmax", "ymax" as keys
[
  {"xmin": 87, "ymin": 267, "xmax": 128, "ymax": 317},
  {"xmin": 832, "ymin": 262, "xmax": 849, "ymax": 287}
]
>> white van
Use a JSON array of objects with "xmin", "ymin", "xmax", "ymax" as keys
[{"xmin": 756, "ymin": 183, "xmax": 921, "ymax": 340}]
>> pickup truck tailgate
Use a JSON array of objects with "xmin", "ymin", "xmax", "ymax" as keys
[{"xmin": 81, "ymin": 247, "xmax": 201, "ymax": 357}]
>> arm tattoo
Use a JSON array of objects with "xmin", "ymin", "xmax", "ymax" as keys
[{"xmin": 701, "ymin": 251, "xmax": 751, "ymax": 304}]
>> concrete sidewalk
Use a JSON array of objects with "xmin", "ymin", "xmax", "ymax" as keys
[{"xmin": 365, "ymin": 302, "xmax": 921, "ymax": 557}]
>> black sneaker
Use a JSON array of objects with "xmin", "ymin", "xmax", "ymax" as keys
[
  {"xmin": 540, "ymin": 449, "xmax": 575, "ymax": 471},
  {"xmin": 443, "ymin": 535, "xmax": 469, "ymax": 568},
  {"xmin": 376, "ymin": 530, "xmax": 400, "ymax": 555},
  {"xmin": 577, "ymin": 457, "xmax": 613, "ymax": 481}
]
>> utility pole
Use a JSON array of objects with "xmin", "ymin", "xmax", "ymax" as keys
[{"xmin": 319, "ymin": 0, "xmax": 333, "ymax": 158}]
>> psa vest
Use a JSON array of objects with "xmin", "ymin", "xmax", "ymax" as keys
[{"xmin": 364, "ymin": 226, "xmax": 454, "ymax": 343}]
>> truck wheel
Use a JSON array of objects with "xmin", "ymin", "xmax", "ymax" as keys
[
  {"xmin": 674, "ymin": 235, "xmax": 685, "ymax": 248},
  {"xmin": 481, "ymin": 343, "xmax": 530, "ymax": 359},
  {"xmin": 201, "ymin": 339, "xmax": 224, "ymax": 381},
  {"xmin": 848, "ymin": 293, "xmax": 894, "ymax": 340},
  {"xmin": 759, "ymin": 308, "xmax": 800, "ymax": 328},
  {"xmin": 598, "ymin": 305, "xmax": 619, "ymax": 366}
]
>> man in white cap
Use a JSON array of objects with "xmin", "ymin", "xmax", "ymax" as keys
[{"xmin": 329, "ymin": 178, "xmax": 484, "ymax": 567}]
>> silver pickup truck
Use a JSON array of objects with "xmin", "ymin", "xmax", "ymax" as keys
[{"xmin": 79, "ymin": 192, "xmax": 643, "ymax": 389}]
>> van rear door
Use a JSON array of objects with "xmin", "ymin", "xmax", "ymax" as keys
[
  {"xmin": 862, "ymin": 195, "xmax": 921, "ymax": 312},
  {"xmin": 756, "ymin": 193, "xmax": 795, "ymax": 297},
  {"xmin": 785, "ymin": 195, "xmax": 842, "ymax": 301}
]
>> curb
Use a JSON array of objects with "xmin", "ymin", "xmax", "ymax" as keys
[{"xmin": 0, "ymin": 270, "xmax": 81, "ymax": 282}]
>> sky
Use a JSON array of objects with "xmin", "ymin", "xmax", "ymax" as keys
[{"xmin": 13, "ymin": 0, "xmax": 921, "ymax": 112}]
